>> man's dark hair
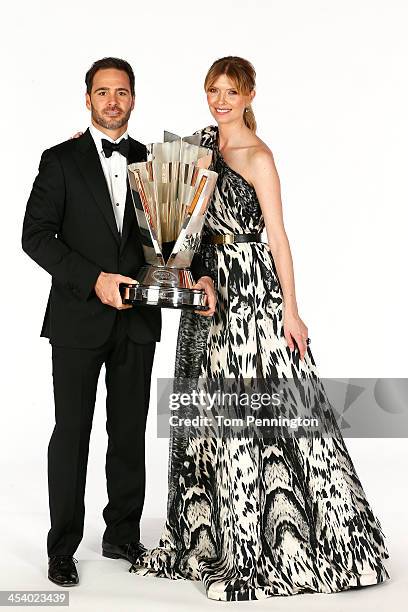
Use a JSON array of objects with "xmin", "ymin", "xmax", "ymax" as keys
[{"xmin": 85, "ymin": 57, "xmax": 135, "ymax": 96}]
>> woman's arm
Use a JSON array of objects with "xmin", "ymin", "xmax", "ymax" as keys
[{"xmin": 249, "ymin": 148, "xmax": 309, "ymax": 360}]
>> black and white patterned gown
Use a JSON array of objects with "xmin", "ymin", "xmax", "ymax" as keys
[{"xmin": 130, "ymin": 125, "xmax": 390, "ymax": 601}]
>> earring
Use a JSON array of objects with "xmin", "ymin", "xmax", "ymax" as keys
[{"xmin": 245, "ymin": 107, "xmax": 249, "ymax": 113}]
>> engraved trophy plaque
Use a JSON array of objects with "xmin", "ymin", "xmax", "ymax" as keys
[{"xmin": 121, "ymin": 131, "xmax": 218, "ymax": 310}]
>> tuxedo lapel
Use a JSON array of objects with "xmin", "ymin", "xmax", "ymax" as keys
[
  {"xmin": 120, "ymin": 186, "xmax": 135, "ymax": 254},
  {"xmin": 73, "ymin": 129, "xmax": 120, "ymax": 244},
  {"xmin": 120, "ymin": 136, "xmax": 147, "ymax": 253}
]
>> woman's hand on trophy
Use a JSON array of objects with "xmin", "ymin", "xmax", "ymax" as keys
[
  {"xmin": 95, "ymin": 272, "xmax": 135, "ymax": 310},
  {"xmin": 193, "ymin": 276, "xmax": 216, "ymax": 316}
]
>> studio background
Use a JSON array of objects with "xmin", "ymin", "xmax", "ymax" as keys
[{"xmin": 1, "ymin": 0, "xmax": 407, "ymax": 609}]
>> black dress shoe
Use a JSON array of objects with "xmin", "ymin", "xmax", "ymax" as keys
[
  {"xmin": 48, "ymin": 556, "xmax": 79, "ymax": 587},
  {"xmin": 102, "ymin": 540, "xmax": 147, "ymax": 564}
]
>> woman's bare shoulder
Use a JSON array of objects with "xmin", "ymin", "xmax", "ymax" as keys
[{"xmin": 247, "ymin": 137, "xmax": 276, "ymax": 172}]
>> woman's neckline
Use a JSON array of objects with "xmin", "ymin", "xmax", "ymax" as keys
[{"xmin": 213, "ymin": 126, "xmax": 257, "ymax": 192}]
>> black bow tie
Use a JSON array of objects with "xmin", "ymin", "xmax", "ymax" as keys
[{"xmin": 101, "ymin": 138, "xmax": 130, "ymax": 159}]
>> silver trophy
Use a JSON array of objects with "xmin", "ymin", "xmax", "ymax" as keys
[{"xmin": 120, "ymin": 131, "xmax": 218, "ymax": 310}]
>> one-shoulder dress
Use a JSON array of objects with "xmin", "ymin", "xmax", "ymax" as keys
[{"xmin": 130, "ymin": 125, "xmax": 389, "ymax": 602}]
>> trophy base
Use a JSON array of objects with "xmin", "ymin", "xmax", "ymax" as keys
[{"xmin": 120, "ymin": 283, "xmax": 209, "ymax": 311}]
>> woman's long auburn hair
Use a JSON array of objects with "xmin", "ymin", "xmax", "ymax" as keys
[{"xmin": 204, "ymin": 56, "xmax": 257, "ymax": 132}]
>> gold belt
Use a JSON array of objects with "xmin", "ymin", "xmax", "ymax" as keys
[{"xmin": 201, "ymin": 233, "xmax": 263, "ymax": 245}]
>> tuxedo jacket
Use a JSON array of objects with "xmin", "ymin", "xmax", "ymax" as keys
[{"xmin": 22, "ymin": 128, "xmax": 209, "ymax": 348}]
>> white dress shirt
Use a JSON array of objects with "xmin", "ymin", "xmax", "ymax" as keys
[{"xmin": 89, "ymin": 124, "xmax": 129, "ymax": 235}]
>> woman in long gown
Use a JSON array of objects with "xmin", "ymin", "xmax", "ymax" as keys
[{"xmin": 130, "ymin": 56, "xmax": 390, "ymax": 601}]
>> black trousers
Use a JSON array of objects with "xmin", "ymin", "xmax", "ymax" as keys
[{"xmin": 47, "ymin": 312, "xmax": 156, "ymax": 556}]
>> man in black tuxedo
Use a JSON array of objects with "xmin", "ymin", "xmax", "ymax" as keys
[{"xmin": 22, "ymin": 57, "xmax": 215, "ymax": 587}]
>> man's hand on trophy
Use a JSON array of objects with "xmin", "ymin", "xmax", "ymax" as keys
[
  {"xmin": 193, "ymin": 276, "xmax": 216, "ymax": 317},
  {"xmin": 95, "ymin": 272, "xmax": 135, "ymax": 310}
]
